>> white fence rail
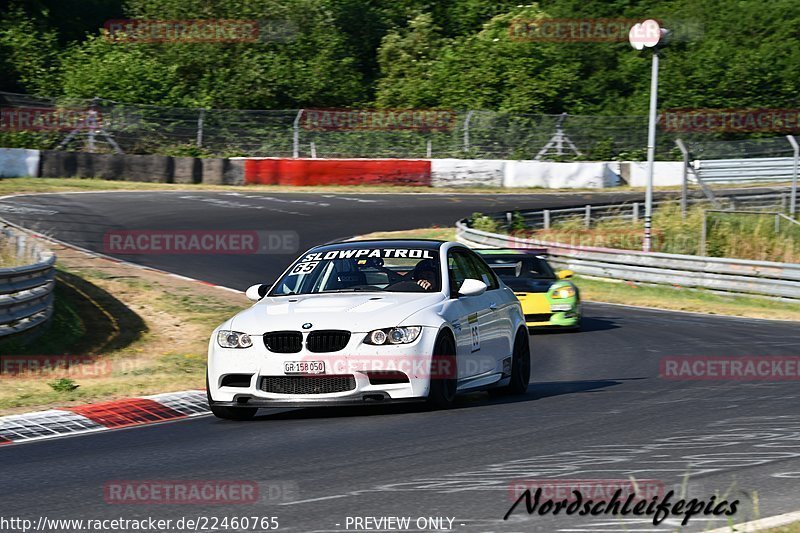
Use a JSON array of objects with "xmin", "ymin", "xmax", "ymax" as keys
[
  {"xmin": 0, "ymin": 228, "xmax": 56, "ymax": 337},
  {"xmin": 695, "ymin": 157, "xmax": 798, "ymax": 184},
  {"xmin": 456, "ymin": 222, "xmax": 800, "ymax": 300}
]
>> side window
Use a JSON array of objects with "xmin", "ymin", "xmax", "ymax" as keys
[
  {"xmin": 447, "ymin": 251, "xmax": 471, "ymax": 295},
  {"xmin": 467, "ymin": 253, "xmax": 500, "ymax": 290},
  {"xmin": 448, "ymin": 251, "xmax": 477, "ymax": 295}
]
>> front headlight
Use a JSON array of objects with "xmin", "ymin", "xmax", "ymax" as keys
[
  {"xmin": 551, "ymin": 286, "xmax": 576, "ymax": 299},
  {"xmin": 217, "ymin": 330, "xmax": 253, "ymax": 349},
  {"xmin": 364, "ymin": 326, "xmax": 422, "ymax": 345}
]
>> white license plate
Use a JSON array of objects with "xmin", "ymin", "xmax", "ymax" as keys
[
  {"xmin": 284, "ymin": 361, "xmax": 325, "ymax": 374},
  {"xmin": 551, "ymin": 304, "xmax": 573, "ymax": 312}
]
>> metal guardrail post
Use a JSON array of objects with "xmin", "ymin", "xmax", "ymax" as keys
[
  {"xmin": 584, "ymin": 205, "xmax": 591, "ymax": 228},
  {"xmin": 700, "ymin": 212, "xmax": 707, "ymax": 256},
  {"xmin": 463, "ymin": 110, "xmax": 474, "ymax": 153},
  {"xmin": 196, "ymin": 109, "xmax": 205, "ymax": 148},
  {"xmin": 292, "ymin": 109, "xmax": 304, "ymax": 159},
  {"xmin": 632, "ymin": 202, "xmax": 639, "ymax": 221},
  {"xmin": 543, "ymin": 210, "xmax": 550, "ymax": 229},
  {"xmin": 787, "ymin": 135, "xmax": 798, "ymax": 217},
  {"xmin": 676, "ymin": 138, "xmax": 689, "ymax": 218}
]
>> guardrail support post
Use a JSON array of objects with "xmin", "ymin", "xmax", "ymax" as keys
[
  {"xmin": 196, "ymin": 109, "xmax": 205, "ymax": 148},
  {"xmin": 632, "ymin": 202, "xmax": 639, "ymax": 221},
  {"xmin": 700, "ymin": 212, "xmax": 708, "ymax": 256},
  {"xmin": 585, "ymin": 205, "xmax": 591, "ymax": 228},
  {"xmin": 543, "ymin": 209, "xmax": 550, "ymax": 229},
  {"xmin": 463, "ymin": 110, "xmax": 474, "ymax": 153},
  {"xmin": 426, "ymin": 139, "xmax": 432, "ymax": 158},
  {"xmin": 16, "ymin": 234, "xmax": 25, "ymax": 259},
  {"xmin": 292, "ymin": 109, "xmax": 304, "ymax": 158},
  {"xmin": 676, "ymin": 138, "xmax": 689, "ymax": 218},
  {"xmin": 787, "ymin": 135, "xmax": 798, "ymax": 217}
]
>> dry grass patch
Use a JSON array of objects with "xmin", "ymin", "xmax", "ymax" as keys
[{"xmin": 0, "ymin": 242, "xmax": 248, "ymax": 415}]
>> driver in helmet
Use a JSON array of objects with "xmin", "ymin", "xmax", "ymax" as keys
[{"xmin": 410, "ymin": 258, "xmax": 437, "ymax": 290}]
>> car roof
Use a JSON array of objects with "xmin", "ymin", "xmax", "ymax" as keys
[{"xmin": 312, "ymin": 239, "xmax": 448, "ymax": 253}]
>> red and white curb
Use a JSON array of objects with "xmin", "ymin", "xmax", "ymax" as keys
[{"xmin": 0, "ymin": 390, "xmax": 209, "ymax": 445}]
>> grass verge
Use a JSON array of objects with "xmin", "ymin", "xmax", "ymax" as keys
[
  {"xmin": 355, "ymin": 227, "xmax": 800, "ymax": 322},
  {"xmin": 485, "ymin": 201, "xmax": 799, "ymax": 263},
  {"xmin": 0, "ymin": 245, "xmax": 248, "ymax": 415},
  {"xmin": 762, "ymin": 523, "xmax": 800, "ymax": 532}
]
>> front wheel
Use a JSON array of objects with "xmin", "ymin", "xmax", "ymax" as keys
[
  {"xmin": 426, "ymin": 335, "xmax": 458, "ymax": 410},
  {"xmin": 492, "ymin": 331, "xmax": 531, "ymax": 396},
  {"xmin": 207, "ymin": 374, "xmax": 258, "ymax": 421}
]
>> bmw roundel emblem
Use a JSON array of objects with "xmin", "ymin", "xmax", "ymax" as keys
[{"xmin": 302, "ymin": 323, "xmax": 313, "ymax": 329}]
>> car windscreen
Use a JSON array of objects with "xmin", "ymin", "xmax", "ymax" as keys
[
  {"xmin": 269, "ymin": 247, "xmax": 441, "ymax": 295},
  {"xmin": 481, "ymin": 255, "xmax": 556, "ymax": 291}
]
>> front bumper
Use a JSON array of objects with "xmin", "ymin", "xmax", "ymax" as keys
[
  {"xmin": 516, "ymin": 293, "xmax": 580, "ymax": 328},
  {"xmin": 208, "ymin": 326, "xmax": 440, "ymax": 406}
]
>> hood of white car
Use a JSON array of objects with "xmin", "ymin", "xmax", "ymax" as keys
[{"xmin": 230, "ymin": 292, "xmax": 446, "ymax": 333}]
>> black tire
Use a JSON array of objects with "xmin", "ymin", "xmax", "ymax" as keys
[
  {"xmin": 426, "ymin": 334, "xmax": 458, "ymax": 410},
  {"xmin": 206, "ymin": 374, "xmax": 258, "ymax": 421},
  {"xmin": 492, "ymin": 330, "xmax": 531, "ymax": 396}
]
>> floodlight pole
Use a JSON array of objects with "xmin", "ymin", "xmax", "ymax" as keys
[{"xmin": 643, "ymin": 50, "xmax": 659, "ymax": 252}]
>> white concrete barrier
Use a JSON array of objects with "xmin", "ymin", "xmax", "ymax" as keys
[
  {"xmin": 504, "ymin": 161, "xmax": 620, "ymax": 188},
  {"xmin": 431, "ymin": 158, "xmax": 683, "ymax": 188},
  {"xmin": 431, "ymin": 159, "xmax": 505, "ymax": 187},
  {"xmin": 624, "ymin": 161, "xmax": 684, "ymax": 187},
  {"xmin": 0, "ymin": 148, "xmax": 40, "ymax": 178}
]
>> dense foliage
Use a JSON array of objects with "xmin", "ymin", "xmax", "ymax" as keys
[{"xmin": 2, "ymin": 0, "xmax": 799, "ymax": 114}]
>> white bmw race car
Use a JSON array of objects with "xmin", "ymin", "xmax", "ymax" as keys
[{"xmin": 207, "ymin": 239, "xmax": 530, "ymax": 420}]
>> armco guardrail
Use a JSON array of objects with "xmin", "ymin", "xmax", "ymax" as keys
[
  {"xmin": 456, "ymin": 222, "xmax": 800, "ymax": 300},
  {"xmin": 0, "ymin": 227, "xmax": 56, "ymax": 337},
  {"xmin": 695, "ymin": 157, "xmax": 797, "ymax": 184},
  {"xmin": 489, "ymin": 190, "xmax": 793, "ymax": 229}
]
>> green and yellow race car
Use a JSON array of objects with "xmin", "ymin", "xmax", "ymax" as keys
[{"xmin": 477, "ymin": 249, "xmax": 581, "ymax": 330}]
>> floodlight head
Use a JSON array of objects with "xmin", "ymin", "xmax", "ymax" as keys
[{"xmin": 629, "ymin": 19, "xmax": 663, "ymax": 50}]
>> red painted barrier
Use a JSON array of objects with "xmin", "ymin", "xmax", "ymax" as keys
[{"xmin": 243, "ymin": 158, "xmax": 431, "ymax": 186}]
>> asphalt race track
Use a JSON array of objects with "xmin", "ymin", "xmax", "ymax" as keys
[{"xmin": 1, "ymin": 190, "xmax": 799, "ymax": 532}]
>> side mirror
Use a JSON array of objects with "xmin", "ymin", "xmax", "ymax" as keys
[
  {"xmin": 245, "ymin": 284, "xmax": 269, "ymax": 302},
  {"xmin": 556, "ymin": 269, "xmax": 574, "ymax": 280},
  {"xmin": 458, "ymin": 278, "xmax": 487, "ymax": 297}
]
